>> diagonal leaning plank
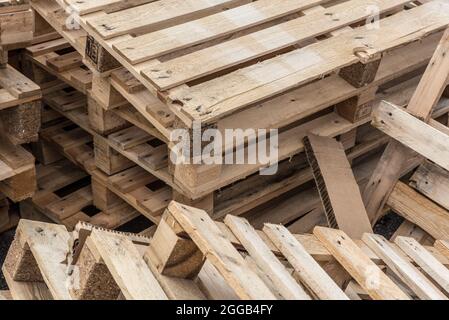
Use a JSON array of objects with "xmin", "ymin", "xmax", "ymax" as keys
[
  {"xmin": 372, "ymin": 101, "xmax": 449, "ymax": 171},
  {"xmin": 395, "ymin": 236, "xmax": 449, "ymax": 295},
  {"xmin": 3, "ymin": 220, "xmax": 72, "ymax": 300},
  {"xmin": 410, "ymin": 161, "xmax": 449, "ymax": 211},
  {"xmin": 313, "ymin": 227, "xmax": 410, "ymax": 300},
  {"xmin": 88, "ymin": 229, "xmax": 168, "ymax": 300},
  {"xmin": 363, "ymin": 234, "xmax": 447, "ymax": 300},
  {"xmin": 169, "ymin": 202, "xmax": 277, "ymax": 300},
  {"xmin": 387, "ymin": 181, "xmax": 449, "ymax": 241},
  {"xmin": 304, "ymin": 134, "xmax": 372, "ymax": 239},
  {"xmin": 225, "ymin": 215, "xmax": 312, "ymax": 300},
  {"xmin": 263, "ymin": 224, "xmax": 348, "ymax": 300},
  {"xmin": 363, "ymin": 26, "xmax": 449, "ymax": 223}
]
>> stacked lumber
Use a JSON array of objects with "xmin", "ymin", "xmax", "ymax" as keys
[
  {"xmin": 1, "ymin": 0, "xmax": 449, "ymax": 301},
  {"xmin": 18, "ymin": 0, "xmax": 449, "ymax": 233},
  {"xmin": 0, "ymin": 0, "xmax": 33, "ymax": 52},
  {"xmin": 0, "ymin": 0, "xmax": 41, "ymax": 231},
  {"xmin": 4, "ymin": 201, "xmax": 449, "ymax": 300}
]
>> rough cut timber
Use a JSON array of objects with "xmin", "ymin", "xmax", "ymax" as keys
[
  {"xmin": 363, "ymin": 26, "xmax": 449, "ymax": 223},
  {"xmin": 304, "ymin": 134, "xmax": 372, "ymax": 239}
]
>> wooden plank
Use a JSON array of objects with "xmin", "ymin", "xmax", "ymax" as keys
[
  {"xmin": 166, "ymin": 2, "xmax": 449, "ymax": 125},
  {"xmin": 372, "ymin": 101, "xmax": 449, "ymax": 171},
  {"xmin": 88, "ymin": 229, "xmax": 168, "ymax": 300},
  {"xmin": 2, "ymin": 267, "xmax": 53, "ymax": 300},
  {"xmin": 410, "ymin": 161, "xmax": 449, "ymax": 211},
  {"xmin": 115, "ymin": 0, "xmax": 332, "ymax": 63},
  {"xmin": 363, "ymin": 234, "xmax": 447, "ymax": 300},
  {"xmin": 387, "ymin": 182, "xmax": 449, "ymax": 241},
  {"xmin": 304, "ymin": 134, "xmax": 372, "ymax": 238},
  {"xmin": 142, "ymin": 0, "xmax": 410, "ymax": 90},
  {"xmin": 168, "ymin": 202, "xmax": 277, "ymax": 300},
  {"xmin": 313, "ymin": 227, "xmax": 410, "ymax": 300},
  {"xmin": 64, "ymin": 0, "xmax": 154, "ymax": 15},
  {"xmin": 363, "ymin": 26, "xmax": 449, "ymax": 223},
  {"xmin": 17, "ymin": 220, "xmax": 72, "ymax": 300},
  {"xmin": 0, "ymin": 64, "xmax": 40, "ymax": 99},
  {"xmin": 225, "ymin": 216, "xmax": 311, "ymax": 300},
  {"xmin": 86, "ymin": 0, "xmax": 252, "ymax": 39},
  {"xmin": 396, "ymin": 236, "xmax": 449, "ymax": 295},
  {"xmin": 263, "ymin": 224, "xmax": 348, "ymax": 300}
]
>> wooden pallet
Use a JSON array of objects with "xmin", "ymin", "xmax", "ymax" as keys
[
  {"xmin": 26, "ymin": 36, "xmax": 444, "ymax": 198},
  {"xmin": 0, "ymin": 138, "xmax": 36, "ymax": 202},
  {"xmin": 4, "ymin": 200, "xmax": 449, "ymax": 300},
  {"xmin": 0, "ymin": 64, "xmax": 42, "ymax": 145},
  {"xmin": 27, "ymin": 62, "xmax": 449, "ymax": 225},
  {"xmin": 20, "ymin": 159, "xmax": 142, "ymax": 230},
  {"xmin": 29, "ymin": 0, "xmax": 449, "ymax": 196},
  {"xmin": 0, "ymin": 0, "xmax": 33, "ymax": 51}
]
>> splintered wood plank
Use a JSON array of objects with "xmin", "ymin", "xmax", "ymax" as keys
[
  {"xmin": 114, "ymin": 0, "xmax": 331, "ymax": 63},
  {"xmin": 18, "ymin": 220, "xmax": 72, "ymax": 300},
  {"xmin": 0, "ymin": 64, "xmax": 41, "ymax": 99},
  {"xmin": 224, "ymin": 216, "xmax": 311, "ymax": 300},
  {"xmin": 263, "ymin": 224, "xmax": 348, "ymax": 300},
  {"xmin": 372, "ymin": 101, "xmax": 449, "ymax": 171},
  {"xmin": 395, "ymin": 236, "xmax": 449, "ymax": 295},
  {"xmin": 143, "ymin": 0, "xmax": 410, "ymax": 90},
  {"xmin": 410, "ymin": 161, "xmax": 449, "ymax": 211},
  {"xmin": 88, "ymin": 229, "xmax": 168, "ymax": 300},
  {"xmin": 313, "ymin": 227, "xmax": 410, "ymax": 300},
  {"xmin": 167, "ymin": 2, "xmax": 449, "ymax": 125},
  {"xmin": 86, "ymin": 0, "xmax": 251, "ymax": 39},
  {"xmin": 304, "ymin": 134, "xmax": 372, "ymax": 238},
  {"xmin": 169, "ymin": 202, "xmax": 277, "ymax": 300},
  {"xmin": 363, "ymin": 234, "xmax": 447, "ymax": 300},
  {"xmin": 387, "ymin": 182, "xmax": 449, "ymax": 241}
]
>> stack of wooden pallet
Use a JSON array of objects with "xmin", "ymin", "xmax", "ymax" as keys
[
  {"xmin": 0, "ymin": 0, "xmax": 41, "ymax": 233},
  {"xmin": 4, "ymin": 200, "xmax": 449, "ymax": 300},
  {"xmin": 16, "ymin": 0, "xmax": 449, "ymax": 235}
]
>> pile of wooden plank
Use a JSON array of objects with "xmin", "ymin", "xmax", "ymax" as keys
[
  {"xmin": 1, "ymin": 0, "xmax": 449, "ymax": 300},
  {"xmin": 14, "ymin": 0, "xmax": 448, "ymax": 233},
  {"xmin": 4, "ymin": 201, "xmax": 449, "ymax": 300},
  {"xmin": 0, "ymin": 0, "xmax": 41, "ymax": 233}
]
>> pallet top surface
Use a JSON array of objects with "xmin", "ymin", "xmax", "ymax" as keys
[{"xmin": 50, "ymin": 0, "xmax": 449, "ymax": 126}]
